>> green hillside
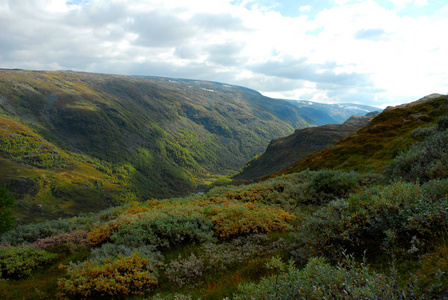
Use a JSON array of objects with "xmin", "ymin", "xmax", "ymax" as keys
[{"xmin": 0, "ymin": 69, "xmax": 314, "ymax": 221}]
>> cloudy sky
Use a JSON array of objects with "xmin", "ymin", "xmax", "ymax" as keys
[{"xmin": 1, "ymin": 0, "xmax": 447, "ymax": 107}]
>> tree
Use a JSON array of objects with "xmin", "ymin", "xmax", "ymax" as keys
[{"xmin": 0, "ymin": 185, "xmax": 15, "ymax": 233}]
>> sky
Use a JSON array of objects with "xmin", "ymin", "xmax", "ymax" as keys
[{"xmin": 0, "ymin": 0, "xmax": 447, "ymax": 107}]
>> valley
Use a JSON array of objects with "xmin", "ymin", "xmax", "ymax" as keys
[
  {"xmin": 0, "ymin": 69, "xmax": 377, "ymax": 222},
  {"xmin": 1, "ymin": 70, "xmax": 447, "ymax": 299}
]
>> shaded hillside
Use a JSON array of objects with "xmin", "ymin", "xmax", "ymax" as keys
[
  {"xmin": 233, "ymin": 111, "xmax": 378, "ymax": 181},
  {"xmin": 233, "ymin": 124, "xmax": 357, "ymax": 181},
  {"xmin": 285, "ymin": 95, "xmax": 448, "ymax": 174}
]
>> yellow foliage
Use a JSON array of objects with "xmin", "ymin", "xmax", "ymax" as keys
[
  {"xmin": 57, "ymin": 253, "xmax": 158, "ymax": 298},
  {"xmin": 206, "ymin": 202, "xmax": 293, "ymax": 239}
]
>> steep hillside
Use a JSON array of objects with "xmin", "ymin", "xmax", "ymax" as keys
[
  {"xmin": 233, "ymin": 111, "xmax": 379, "ymax": 181},
  {"xmin": 233, "ymin": 124, "xmax": 357, "ymax": 181},
  {"xmin": 285, "ymin": 94, "xmax": 448, "ymax": 174},
  {"xmin": 0, "ymin": 69, "xmax": 317, "ymax": 221},
  {"xmin": 0, "ymin": 115, "xmax": 125, "ymax": 223}
]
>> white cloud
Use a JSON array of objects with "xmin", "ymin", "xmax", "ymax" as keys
[{"xmin": 0, "ymin": 0, "xmax": 446, "ymax": 107}]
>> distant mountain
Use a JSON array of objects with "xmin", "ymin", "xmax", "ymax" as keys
[
  {"xmin": 287, "ymin": 100, "xmax": 380, "ymax": 124},
  {"xmin": 0, "ymin": 69, "xmax": 318, "ymax": 222},
  {"xmin": 233, "ymin": 110, "xmax": 379, "ymax": 181}
]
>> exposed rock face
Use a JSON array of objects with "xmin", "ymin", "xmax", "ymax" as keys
[{"xmin": 233, "ymin": 124, "xmax": 358, "ymax": 181}]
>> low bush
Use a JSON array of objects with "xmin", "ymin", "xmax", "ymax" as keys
[
  {"xmin": 89, "ymin": 243, "xmax": 163, "ymax": 266},
  {"xmin": 294, "ymin": 179, "xmax": 448, "ymax": 258},
  {"xmin": 0, "ymin": 215, "xmax": 95, "ymax": 246},
  {"xmin": 165, "ymin": 253, "xmax": 204, "ymax": 288},
  {"xmin": 57, "ymin": 252, "xmax": 158, "ymax": 298},
  {"xmin": 205, "ymin": 170, "xmax": 382, "ymax": 210},
  {"xmin": 0, "ymin": 247, "xmax": 57, "ymax": 279},
  {"xmin": 437, "ymin": 115, "xmax": 448, "ymax": 132},
  {"xmin": 411, "ymin": 126, "xmax": 436, "ymax": 139},
  {"xmin": 233, "ymin": 255, "xmax": 415, "ymax": 299},
  {"xmin": 85, "ymin": 202, "xmax": 214, "ymax": 248},
  {"xmin": 385, "ymin": 129, "xmax": 448, "ymax": 182},
  {"xmin": 415, "ymin": 241, "xmax": 448, "ymax": 297},
  {"xmin": 205, "ymin": 202, "xmax": 293, "ymax": 239},
  {"xmin": 111, "ymin": 214, "xmax": 214, "ymax": 249},
  {"xmin": 306, "ymin": 170, "xmax": 367, "ymax": 205},
  {"xmin": 26, "ymin": 230, "xmax": 88, "ymax": 249}
]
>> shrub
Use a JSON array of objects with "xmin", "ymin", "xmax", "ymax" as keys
[
  {"xmin": 201, "ymin": 234, "xmax": 288, "ymax": 270},
  {"xmin": 205, "ymin": 202, "xmax": 293, "ymax": 239},
  {"xmin": 437, "ymin": 115, "xmax": 448, "ymax": 132},
  {"xmin": 306, "ymin": 170, "xmax": 361, "ymax": 204},
  {"xmin": 0, "ymin": 247, "xmax": 57, "ymax": 279},
  {"xmin": 0, "ymin": 185, "xmax": 14, "ymax": 233},
  {"xmin": 411, "ymin": 126, "xmax": 436, "ymax": 139},
  {"xmin": 414, "ymin": 239, "xmax": 448, "ymax": 297},
  {"xmin": 57, "ymin": 252, "xmax": 158, "ymax": 298},
  {"xmin": 111, "ymin": 214, "xmax": 214, "ymax": 249},
  {"xmin": 233, "ymin": 255, "xmax": 414, "ymax": 299},
  {"xmin": 26, "ymin": 230, "xmax": 88, "ymax": 249},
  {"xmin": 90, "ymin": 243, "xmax": 163, "ymax": 268},
  {"xmin": 0, "ymin": 216, "xmax": 92, "ymax": 246},
  {"xmin": 86, "ymin": 202, "xmax": 214, "ymax": 248},
  {"xmin": 385, "ymin": 129, "xmax": 448, "ymax": 182},
  {"xmin": 165, "ymin": 253, "xmax": 204, "ymax": 288},
  {"xmin": 294, "ymin": 180, "xmax": 448, "ymax": 258}
]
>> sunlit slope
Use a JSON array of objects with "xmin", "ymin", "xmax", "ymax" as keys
[
  {"xmin": 0, "ymin": 69, "xmax": 315, "ymax": 221},
  {"xmin": 0, "ymin": 115, "xmax": 125, "ymax": 223},
  {"xmin": 286, "ymin": 95, "xmax": 448, "ymax": 174}
]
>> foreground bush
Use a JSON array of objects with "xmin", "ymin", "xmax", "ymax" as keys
[
  {"xmin": 233, "ymin": 255, "xmax": 411, "ymax": 300},
  {"xmin": 295, "ymin": 179, "xmax": 448, "ymax": 258},
  {"xmin": 306, "ymin": 169, "xmax": 376, "ymax": 205},
  {"xmin": 57, "ymin": 252, "xmax": 158, "ymax": 298},
  {"xmin": 206, "ymin": 170, "xmax": 381, "ymax": 209},
  {"xmin": 0, "ymin": 247, "xmax": 57, "ymax": 279},
  {"xmin": 385, "ymin": 127, "xmax": 448, "ymax": 182},
  {"xmin": 112, "ymin": 214, "xmax": 213, "ymax": 248},
  {"xmin": 206, "ymin": 202, "xmax": 293, "ymax": 239}
]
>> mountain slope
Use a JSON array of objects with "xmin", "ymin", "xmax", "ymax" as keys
[
  {"xmin": 233, "ymin": 124, "xmax": 358, "ymax": 181},
  {"xmin": 0, "ymin": 69, "xmax": 317, "ymax": 221},
  {"xmin": 284, "ymin": 95, "xmax": 448, "ymax": 174},
  {"xmin": 233, "ymin": 111, "xmax": 379, "ymax": 181}
]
